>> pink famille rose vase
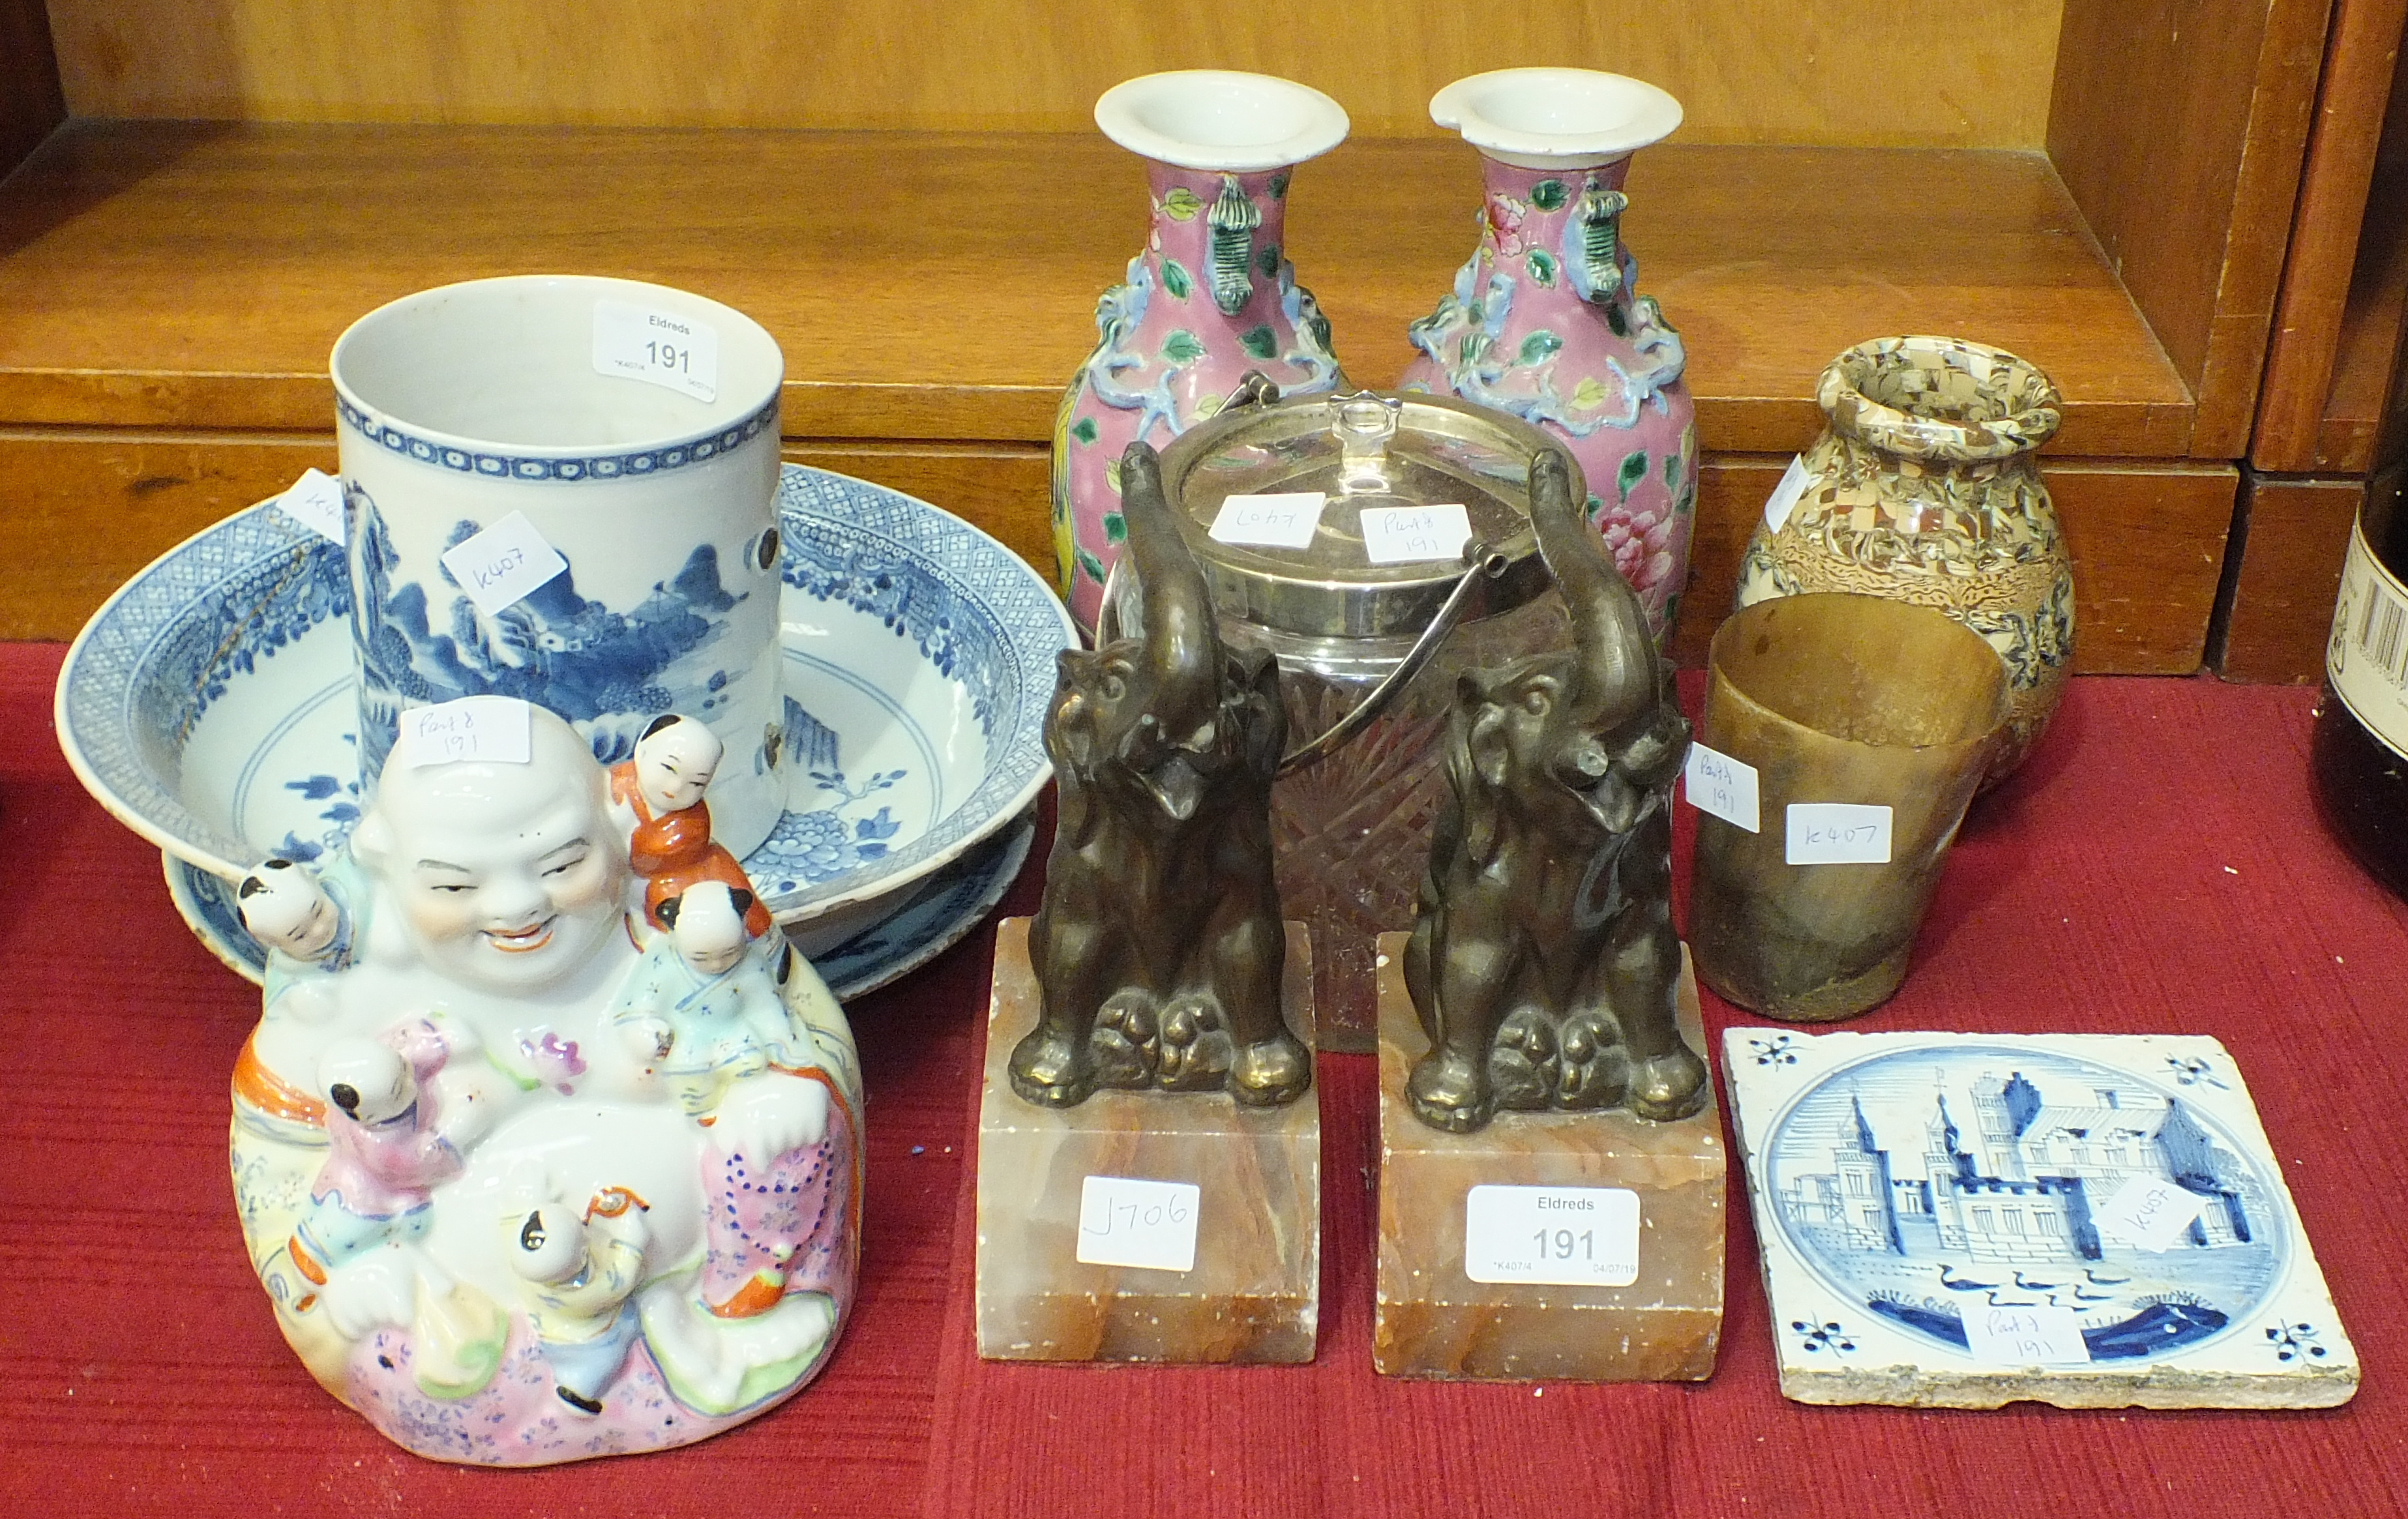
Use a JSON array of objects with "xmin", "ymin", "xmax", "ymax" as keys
[
  {"xmin": 1401, "ymin": 68, "xmax": 1697, "ymax": 647},
  {"xmin": 1053, "ymin": 71, "xmax": 1350, "ymax": 634}
]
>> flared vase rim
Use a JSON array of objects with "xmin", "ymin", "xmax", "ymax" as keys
[
  {"xmin": 1431, "ymin": 67, "xmax": 1682, "ymax": 168},
  {"xmin": 1094, "ymin": 70, "xmax": 1350, "ymax": 173},
  {"xmin": 1815, "ymin": 335, "xmax": 2064, "ymax": 464}
]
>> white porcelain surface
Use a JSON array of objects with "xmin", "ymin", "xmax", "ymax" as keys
[
  {"xmin": 334, "ymin": 274, "xmax": 788, "ymax": 856},
  {"xmin": 57, "ymin": 464, "xmax": 1071, "ymax": 936},
  {"xmin": 1429, "ymin": 68, "xmax": 1682, "ymax": 170},
  {"xmin": 1724, "ymin": 1027, "xmax": 2358, "ymax": 1408},
  {"xmin": 228, "ymin": 704, "xmax": 865, "ymax": 1462},
  {"xmin": 1093, "ymin": 70, "xmax": 1349, "ymax": 172},
  {"xmin": 168, "ymin": 810, "xmax": 1037, "ymax": 1003}
]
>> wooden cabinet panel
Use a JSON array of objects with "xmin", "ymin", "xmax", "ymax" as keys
[
  {"xmin": 2216, "ymin": 473, "xmax": 2364, "ymax": 683},
  {"xmin": 3, "ymin": 432, "xmax": 2230, "ymax": 676},
  {"xmin": 2051, "ymin": 0, "xmax": 2332, "ymax": 456},
  {"xmin": 0, "ymin": 0, "xmax": 63, "ymax": 177},
  {"xmin": 43, "ymin": 0, "xmax": 2062, "ymax": 147},
  {"xmin": 0, "ymin": 125, "xmax": 2192, "ymax": 458},
  {"xmin": 1676, "ymin": 457, "xmax": 2237, "ymax": 675},
  {"xmin": 2253, "ymin": 0, "xmax": 2408, "ymax": 473}
]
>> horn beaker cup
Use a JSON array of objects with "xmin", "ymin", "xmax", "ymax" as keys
[{"xmin": 1689, "ymin": 593, "xmax": 2010, "ymax": 1022}]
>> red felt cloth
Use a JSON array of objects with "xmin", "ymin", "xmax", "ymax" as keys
[{"xmin": 3, "ymin": 642, "xmax": 2404, "ymax": 1517}]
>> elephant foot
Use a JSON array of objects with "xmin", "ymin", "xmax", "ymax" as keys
[
  {"xmin": 1157, "ymin": 998, "xmax": 1232, "ymax": 1091},
  {"xmin": 1488, "ymin": 1010, "xmax": 1557, "ymax": 1112},
  {"xmin": 1092, "ymin": 997, "xmax": 1159, "ymax": 1089},
  {"xmin": 1228, "ymin": 1028, "xmax": 1311, "ymax": 1107},
  {"xmin": 1554, "ymin": 1010, "xmax": 1629, "ymax": 1111},
  {"xmin": 1627, "ymin": 1044, "xmax": 1710, "ymax": 1123},
  {"xmin": 1407, "ymin": 1047, "xmax": 1494, "ymax": 1134},
  {"xmin": 1008, "ymin": 1026, "xmax": 1095, "ymax": 1108}
]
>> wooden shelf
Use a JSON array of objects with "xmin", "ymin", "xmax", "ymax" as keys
[{"xmin": 0, "ymin": 121, "xmax": 2192, "ymax": 454}]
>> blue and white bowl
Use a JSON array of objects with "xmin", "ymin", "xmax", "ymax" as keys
[{"xmin": 59, "ymin": 464, "xmax": 1071, "ymax": 951}]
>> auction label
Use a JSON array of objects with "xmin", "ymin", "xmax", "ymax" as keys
[
  {"xmin": 1961, "ymin": 1302, "xmax": 2091, "ymax": 1365},
  {"xmin": 440, "ymin": 510, "xmax": 570, "ymax": 617},
  {"xmin": 592, "ymin": 298, "xmax": 719, "ymax": 402},
  {"xmin": 400, "ymin": 695, "xmax": 533, "ymax": 768},
  {"xmin": 2327, "ymin": 514, "xmax": 2408, "ymax": 760},
  {"xmin": 1359, "ymin": 503, "xmax": 1473, "ymax": 565},
  {"xmin": 2092, "ymin": 1174, "xmax": 2207, "ymax": 1252},
  {"xmin": 1209, "ymin": 492, "xmax": 1325, "ymax": 550},
  {"xmin": 276, "ymin": 467, "xmax": 348, "ymax": 545},
  {"xmin": 1463, "ymin": 1185, "xmax": 1639, "ymax": 1287},
  {"xmin": 1761, "ymin": 455, "xmax": 1813, "ymax": 532},
  {"xmin": 1075, "ymin": 1175, "xmax": 1199, "ymax": 1273},
  {"xmin": 1684, "ymin": 741, "xmax": 1761, "ymax": 833},
  {"xmin": 1785, "ymin": 803, "xmax": 1894, "ymax": 865}
]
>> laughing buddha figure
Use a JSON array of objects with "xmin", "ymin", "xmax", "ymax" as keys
[{"xmin": 228, "ymin": 700, "xmax": 860, "ymax": 1466}]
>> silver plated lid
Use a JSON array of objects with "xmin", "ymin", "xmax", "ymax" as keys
[{"xmin": 1154, "ymin": 385, "xmax": 1575, "ymax": 638}]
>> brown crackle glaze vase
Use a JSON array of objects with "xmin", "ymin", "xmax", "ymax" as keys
[{"xmin": 1734, "ymin": 336, "xmax": 2071, "ymax": 785}]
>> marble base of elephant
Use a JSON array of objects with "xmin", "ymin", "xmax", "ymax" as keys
[
  {"xmin": 1373, "ymin": 935, "xmax": 1724, "ymax": 1381},
  {"xmin": 975, "ymin": 918, "xmax": 1319, "ymax": 1364}
]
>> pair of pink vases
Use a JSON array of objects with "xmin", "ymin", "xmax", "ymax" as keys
[{"xmin": 1051, "ymin": 67, "xmax": 1697, "ymax": 647}]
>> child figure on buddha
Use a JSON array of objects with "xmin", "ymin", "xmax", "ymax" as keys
[
  {"xmin": 609, "ymin": 874, "xmax": 856, "ymax": 1324},
  {"xmin": 610, "ymin": 715, "xmax": 775, "ymax": 939},
  {"xmin": 221, "ymin": 699, "xmax": 862, "ymax": 1462}
]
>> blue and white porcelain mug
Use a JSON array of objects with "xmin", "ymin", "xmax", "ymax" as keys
[{"xmin": 331, "ymin": 275, "xmax": 788, "ymax": 858}]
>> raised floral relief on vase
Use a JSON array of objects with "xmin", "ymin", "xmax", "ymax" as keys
[
  {"xmin": 1401, "ymin": 68, "xmax": 1697, "ymax": 648},
  {"xmin": 1052, "ymin": 70, "xmax": 1350, "ymax": 633},
  {"xmin": 1734, "ymin": 336, "xmax": 2074, "ymax": 784}
]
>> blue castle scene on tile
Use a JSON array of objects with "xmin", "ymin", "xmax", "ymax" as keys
[{"xmin": 1762, "ymin": 1044, "xmax": 2286, "ymax": 1363}]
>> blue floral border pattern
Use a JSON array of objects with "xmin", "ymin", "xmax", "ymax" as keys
[
  {"xmin": 759, "ymin": 467, "xmax": 1069, "ymax": 915},
  {"xmin": 61, "ymin": 506, "xmax": 351, "ymax": 867},
  {"xmin": 63, "ymin": 466, "xmax": 1073, "ymax": 913},
  {"xmin": 336, "ymin": 394, "xmax": 780, "ymax": 482}
]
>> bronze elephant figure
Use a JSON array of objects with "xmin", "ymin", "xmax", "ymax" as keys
[
  {"xmin": 1403, "ymin": 449, "xmax": 1707, "ymax": 1132},
  {"xmin": 1010, "ymin": 443, "xmax": 1311, "ymax": 1109}
]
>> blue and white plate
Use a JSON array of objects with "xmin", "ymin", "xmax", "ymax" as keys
[
  {"xmin": 166, "ymin": 808, "xmax": 1035, "ymax": 1002},
  {"xmin": 60, "ymin": 464, "xmax": 1071, "ymax": 939}
]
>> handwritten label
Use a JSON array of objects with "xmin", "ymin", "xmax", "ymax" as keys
[
  {"xmin": 276, "ymin": 467, "xmax": 348, "ymax": 545},
  {"xmin": 1684, "ymin": 740, "xmax": 1761, "ymax": 833},
  {"xmin": 439, "ymin": 510, "xmax": 569, "ymax": 617},
  {"xmin": 2093, "ymin": 1175, "xmax": 2208, "ymax": 1252},
  {"xmin": 1359, "ymin": 503, "xmax": 1473, "ymax": 565},
  {"xmin": 1961, "ymin": 1303, "xmax": 2092, "ymax": 1365},
  {"xmin": 1463, "ymin": 1185, "xmax": 1639, "ymax": 1287},
  {"xmin": 1762, "ymin": 454, "xmax": 1813, "ymax": 532},
  {"xmin": 592, "ymin": 298, "xmax": 719, "ymax": 402},
  {"xmin": 400, "ymin": 695, "xmax": 533, "ymax": 768},
  {"xmin": 1208, "ymin": 492, "xmax": 1325, "ymax": 550},
  {"xmin": 1075, "ymin": 1175, "xmax": 1199, "ymax": 1273},
  {"xmin": 1785, "ymin": 803, "xmax": 1894, "ymax": 864}
]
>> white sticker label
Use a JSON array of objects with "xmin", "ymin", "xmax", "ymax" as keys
[
  {"xmin": 592, "ymin": 298, "xmax": 719, "ymax": 402},
  {"xmin": 1208, "ymin": 492, "xmax": 1325, "ymax": 550},
  {"xmin": 2092, "ymin": 1175, "xmax": 2207, "ymax": 1252},
  {"xmin": 1463, "ymin": 1185, "xmax": 1640, "ymax": 1287},
  {"xmin": 276, "ymin": 467, "xmax": 348, "ymax": 544},
  {"xmin": 1785, "ymin": 803, "xmax": 1894, "ymax": 864},
  {"xmin": 1359, "ymin": 503, "xmax": 1474, "ymax": 565},
  {"xmin": 439, "ymin": 510, "xmax": 569, "ymax": 617},
  {"xmin": 1961, "ymin": 1303, "xmax": 2091, "ymax": 1365},
  {"xmin": 400, "ymin": 695, "xmax": 533, "ymax": 768},
  {"xmin": 2326, "ymin": 515, "xmax": 2408, "ymax": 759},
  {"xmin": 1075, "ymin": 1175, "xmax": 1198, "ymax": 1273},
  {"xmin": 1683, "ymin": 741, "xmax": 1761, "ymax": 833},
  {"xmin": 1762, "ymin": 454, "xmax": 1813, "ymax": 533}
]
